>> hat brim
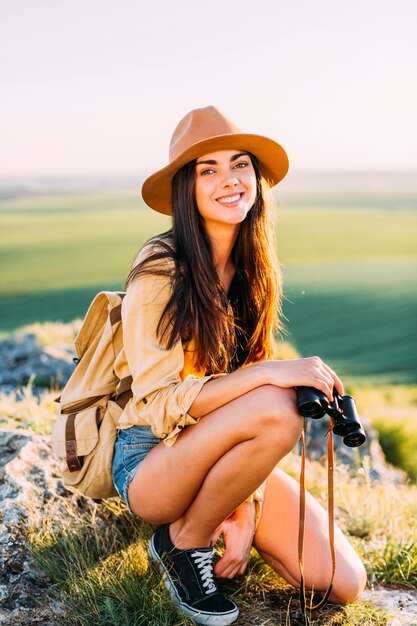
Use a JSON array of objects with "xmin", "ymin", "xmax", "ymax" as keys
[{"xmin": 141, "ymin": 133, "xmax": 289, "ymax": 215}]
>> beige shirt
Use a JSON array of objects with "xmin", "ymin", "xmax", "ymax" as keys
[{"xmin": 114, "ymin": 244, "xmax": 265, "ymax": 526}]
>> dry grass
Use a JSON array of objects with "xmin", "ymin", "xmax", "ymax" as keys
[{"xmin": 27, "ymin": 494, "xmax": 391, "ymax": 626}]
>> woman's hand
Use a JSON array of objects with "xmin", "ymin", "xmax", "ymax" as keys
[
  {"xmin": 211, "ymin": 502, "xmax": 256, "ymax": 579},
  {"xmin": 256, "ymin": 356, "xmax": 344, "ymax": 402}
]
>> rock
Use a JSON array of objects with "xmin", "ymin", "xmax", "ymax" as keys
[
  {"xmin": 0, "ymin": 588, "xmax": 9, "ymax": 603},
  {"xmin": 363, "ymin": 588, "xmax": 417, "ymax": 626},
  {"xmin": 0, "ymin": 332, "xmax": 75, "ymax": 391},
  {"xmin": 304, "ymin": 413, "xmax": 406, "ymax": 483},
  {"xmin": 0, "ymin": 428, "xmax": 70, "ymax": 624}
]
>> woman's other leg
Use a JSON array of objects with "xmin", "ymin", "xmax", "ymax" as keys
[
  {"xmin": 128, "ymin": 385, "xmax": 302, "ymax": 548},
  {"xmin": 254, "ymin": 467, "xmax": 367, "ymax": 604}
]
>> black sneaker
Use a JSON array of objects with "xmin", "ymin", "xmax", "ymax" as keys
[{"xmin": 148, "ymin": 524, "xmax": 239, "ymax": 625}]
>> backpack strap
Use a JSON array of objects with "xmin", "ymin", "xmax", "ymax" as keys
[
  {"xmin": 63, "ymin": 378, "xmax": 133, "ymax": 473},
  {"xmin": 65, "ymin": 413, "xmax": 82, "ymax": 472},
  {"xmin": 109, "ymin": 292, "xmax": 126, "ymax": 326},
  {"xmin": 115, "ymin": 375, "xmax": 133, "ymax": 409}
]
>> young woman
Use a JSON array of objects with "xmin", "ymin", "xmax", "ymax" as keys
[{"xmin": 112, "ymin": 106, "xmax": 367, "ymax": 625}]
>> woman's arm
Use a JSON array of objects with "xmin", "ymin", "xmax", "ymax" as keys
[{"xmin": 188, "ymin": 356, "xmax": 344, "ymax": 418}]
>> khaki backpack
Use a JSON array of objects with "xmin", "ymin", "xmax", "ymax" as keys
[{"xmin": 51, "ymin": 291, "xmax": 132, "ymax": 499}]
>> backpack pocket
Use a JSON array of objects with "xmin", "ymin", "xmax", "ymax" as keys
[{"xmin": 51, "ymin": 400, "xmax": 122, "ymax": 499}]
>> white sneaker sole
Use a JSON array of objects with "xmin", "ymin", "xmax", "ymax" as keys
[{"xmin": 148, "ymin": 535, "xmax": 239, "ymax": 625}]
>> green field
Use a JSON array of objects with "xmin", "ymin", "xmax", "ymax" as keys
[{"xmin": 1, "ymin": 180, "xmax": 416, "ymax": 384}]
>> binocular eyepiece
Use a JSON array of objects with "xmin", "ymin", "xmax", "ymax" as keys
[{"xmin": 296, "ymin": 387, "xmax": 366, "ymax": 447}]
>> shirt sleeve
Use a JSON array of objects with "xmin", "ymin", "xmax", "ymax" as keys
[{"xmin": 121, "ymin": 260, "xmax": 221, "ymax": 446}]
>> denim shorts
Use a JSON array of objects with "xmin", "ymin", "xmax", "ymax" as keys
[{"xmin": 112, "ymin": 425, "xmax": 161, "ymax": 511}]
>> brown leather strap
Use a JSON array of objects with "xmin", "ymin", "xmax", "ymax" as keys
[
  {"xmin": 65, "ymin": 413, "xmax": 82, "ymax": 472},
  {"xmin": 117, "ymin": 375, "xmax": 133, "ymax": 396},
  {"xmin": 297, "ymin": 420, "xmax": 336, "ymax": 621},
  {"xmin": 297, "ymin": 425, "xmax": 308, "ymax": 619},
  {"xmin": 61, "ymin": 395, "xmax": 105, "ymax": 415},
  {"xmin": 109, "ymin": 293, "xmax": 126, "ymax": 326},
  {"xmin": 115, "ymin": 375, "xmax": 133, "ymax": 409},
  {"xmin": 110, "ymin": 304, "xmax": 122, "ymax": 326},
  {"xmin": 115, "ymin": 389, "xmax": 133, "ymax": 410}
]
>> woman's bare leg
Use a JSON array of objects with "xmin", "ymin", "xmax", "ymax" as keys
[
  {"xmin": 253, "ymin": 467, "xmax": 367, "ymax": 604},
  {"xmin": 127, "ymin": 385, "xmax": 302, "ymax": 548}
]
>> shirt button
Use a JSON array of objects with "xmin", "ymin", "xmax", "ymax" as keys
[
  {"xmin": 143, "ymin": 397, "xmax": 148, "ymax": 404},
  {"xmin": 178, "ymin": 425, "xmax": 184, "ymax": 430}
]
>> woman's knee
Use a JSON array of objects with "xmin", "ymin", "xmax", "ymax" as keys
[
  {"xmin": 251, "ymin": 385, "xmax": 303, "ymax": 447},
  {"xmin": 332, "ymin": 560, "xmax": 367, "ymax": 604},
  {"xmin": 128, "ymin": 481, "xmax": 184, "ymax": 525}
]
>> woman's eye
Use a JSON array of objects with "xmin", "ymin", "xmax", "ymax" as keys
[
  {"xmin": 234, "ymin": 161, "xmax": 248, "ymax": 169},
  {"xmin": 200, "ymin": 168, "xmax": 214, "ymax": 175}
]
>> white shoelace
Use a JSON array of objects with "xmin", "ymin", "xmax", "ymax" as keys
[{"xmin": 191, "ymin": 548, "xmax": 217, "ymax": 595}]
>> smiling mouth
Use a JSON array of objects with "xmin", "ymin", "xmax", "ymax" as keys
[{"xmin": 216, "ymin": 193, "xmax": 244, "ymax": 205}]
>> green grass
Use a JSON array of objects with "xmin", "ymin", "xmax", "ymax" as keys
[
  {"xmin": 352, "ymin": 385, "xmax": 417, "ymax": 482},
  {"xmin": 276, "ymin": 206, "xmax": 417, "ymax": 263},
  {"xmin": 2, "ymin": 202, "xmax": 416, "ymax": 295},
  {"xmin": 1, "ymin": 188, "xmax": 417, "ymax": 384},
  {"xmin": 0, "ymin": 206, "xmax": 170, "ymax": 294},
  {"xmin": 370, "ymin": 417, "xmax": 417, "ymax": 482},
  {"xmin": 28, "ymin": 499, "xmax": 194, "ymax": 626},
  {"xmin": 25, "ymin": 445, "xmax": 412, "ymax": 626},
  {"xmin": 282, "ymin": 260, "xmax": 417, "ymax": 384},
  {"xmin": 27, "ymin": 498, "xmax": 390, "ymax": 626}
]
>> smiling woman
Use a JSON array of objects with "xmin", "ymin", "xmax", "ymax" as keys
[
  {"xmin": 195, "ymin": 151, "xmax": 257, "ymax": 237},
  {"xmin": 110, "ymin": 105, "xmax": 367, "ymax": 625}
]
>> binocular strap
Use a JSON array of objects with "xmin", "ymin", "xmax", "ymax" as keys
[{"xmin": 293, "ymin": 420, "xmax": 336, "ymax": 624}]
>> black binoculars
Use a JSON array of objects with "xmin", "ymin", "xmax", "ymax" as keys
[{"xmin": 296, "ymin": 387, "xmax": 366, "ymax": 447}]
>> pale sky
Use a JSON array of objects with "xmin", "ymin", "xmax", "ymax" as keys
[{"xmin": 1, "ymin": 0, "xmax": 416, "ymax": 176}]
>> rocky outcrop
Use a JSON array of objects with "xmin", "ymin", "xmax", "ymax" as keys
[
  {"xmin": 362, "ymin": 589, "xmax": 417, "ymax": 626},
  {"xmin": 0, "ymin": 429, "xmax": 70, "ymax": 625},
  {"xmin": 0, "ymin": 331, "xmax": 75, "ymax": 393},
  {"xmin": 304, "ymin": 415, "xmax": 406, "ymax": 484}
]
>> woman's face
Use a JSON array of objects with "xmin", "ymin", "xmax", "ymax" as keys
[{"xmin": 194, "ymin": 150, "xmax": 257, "ymax": 230}]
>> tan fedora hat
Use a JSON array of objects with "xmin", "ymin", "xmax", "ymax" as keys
[{"xmin": 141, "ymin": 105, "xmax": 289, "ymax": 215}]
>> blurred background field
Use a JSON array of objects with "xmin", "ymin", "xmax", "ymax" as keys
[{"xmin": 1, "ymin": 172, "xmax": 416, "ymax": 386}]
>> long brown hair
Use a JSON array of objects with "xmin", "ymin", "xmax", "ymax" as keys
[{"xmin": 126, "ymin": 153, "xmax": 282, "ymax": 374}]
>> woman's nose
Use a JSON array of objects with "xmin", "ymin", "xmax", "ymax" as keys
[{"xmin": 221, "ymin": 171, "xmax": 239, "ymax": 188}]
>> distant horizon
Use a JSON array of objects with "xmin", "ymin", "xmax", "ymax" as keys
[
  {"xmin": 1, "ymin": 168, "xmax": 416, "ymax": 184},
  {"xmin": 1, "ymin": 169, "xmax": 416, "ymax": 212}
]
